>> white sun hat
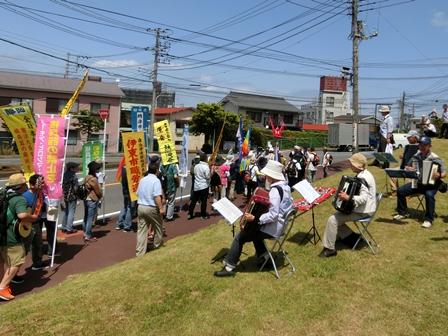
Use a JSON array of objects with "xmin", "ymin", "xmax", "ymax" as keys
[
  {"xmin": 378, "ymin": 105, "xmax": 390, "ymax": 113},
  {"xmin": 260, "ymin": 160, "xmax": 285, "ymax": 181}
]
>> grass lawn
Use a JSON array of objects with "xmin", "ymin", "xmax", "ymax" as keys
[{"xmin": 1, "ymin": 140, "xmax": 448, "ymax": 335}]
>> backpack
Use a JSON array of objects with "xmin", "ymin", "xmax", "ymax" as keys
[
  {"xmin": 326, "ymin": 153, "xmax": 333, "ymax": 165},
  {"xmin": 286, "ymin": 161, "xmax": 299, "ymax": 179},
  {"xmin": 75, "ymin": 181, "xmax": 89, "ymax": 200},
  {"xmin": 0, "ymin": 188, "xmax": 19, "ymax": 241},
  {"xmin": 311, "ymin": 153, "xmax": 320, "ymax": 166}
]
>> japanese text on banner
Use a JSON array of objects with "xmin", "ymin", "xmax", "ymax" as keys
[
  {"xmin": 122, "ymin": 132, "xmax": 147, "ymax": 202},
  {"xmin": 154, "ymin": 120, "xmax": 178, "ymax": 165},
  {"xmin": 82, "ymin": 141, "xmax": 103, "ymax": 176},
  {"xmin": 0, "ymin": 104, "xmax": 36, "ymax": 175},
  {"xmin": 33, "ymin": 115, "xmax": 67, "ymax": 199}
]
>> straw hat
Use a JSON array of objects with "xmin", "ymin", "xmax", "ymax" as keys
[
  {"xmin": 260, "ymin": 160, "xmax": 285, "ymax": 181},
  {"xmin": 378, "ymin": 105, "xmax": 390, "ymax": 113},
  {"xmin": 348, "ymin": 153, "xmax": 367, "ymax": 170},
  {"xmin": 6, "ymin": 173, "xmax": 26, "ymax": 188}
]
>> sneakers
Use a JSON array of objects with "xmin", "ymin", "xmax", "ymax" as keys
[
  {"xmin": 11, "ymin": 275, "xmax": 25, "ymax": 284},
  {"xmin": 115, "ymin": 226, "xmax": 123, "ymax": 230},
  {"xmin": 0, "ymin": 287, "xmax": 14, "ymax": 301},
  {"xmin": 214, "ymin": 266, "xmax": 236, "ymax": 277},
  {"xmin": 393, "ymin": 213, "xmax": 409, "ymax": 220},
  {"xmin": 201, "ymin": 214, "xmax": 210, "ymax": 220},
  {"xmin": 187, "ymin": 214, "xmax": 194, "ymax": 220},
  {"xmin": 31, "ymin": 262, "xmax": 49, "ymax": 271},
  {"xmin": 421, "ymin": 221, "xmax": 432, "ymax": 228}
]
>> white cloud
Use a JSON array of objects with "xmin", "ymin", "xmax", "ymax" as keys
[
  {"xmin": 91, "ymin": 59, "xmax": 139, "ymax": 68},
  {"xmin": 199, "ymin": 74, "xmax": 213, "ymax": 82},
  {"xmin": 431, "ymin": 11, "xmax": 448, "ymax": 27}
]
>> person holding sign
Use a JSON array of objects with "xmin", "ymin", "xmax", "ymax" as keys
[
  {"xmin": 83, "ymin": 161, "xmax": 103, "ymax": 242},
  {"xmin": 214, "ymin": 160, "xmax": 293, "ymax": 277}
]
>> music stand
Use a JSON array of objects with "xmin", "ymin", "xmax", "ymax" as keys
[
  {"xmin": 373, "ymin": 153, "xmax": 398, "ymax": 194},
  {"xmin": 300, "ymin": 205, "xmax": 321, "ymax": 245}
]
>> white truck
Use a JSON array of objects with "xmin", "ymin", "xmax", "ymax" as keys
[{"xmin": 328, "ymin": 123, "xmax": 371, "ymax": 152}]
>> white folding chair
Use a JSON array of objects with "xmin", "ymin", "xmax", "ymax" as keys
[
  {"xmin": 259, "ymin": 208, "xmax": 297, "ymax": 279},
  {"xmin": 352, "ymin": 193, "xmax": 382, "ymax": 254}
]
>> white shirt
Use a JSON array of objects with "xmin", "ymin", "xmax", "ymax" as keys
[
  {"xmin": 307, "ymin": 152, "xmax": 317, "ymax": 171},
  {"xmin": 259, "ymin": 181, "xmax": 293, "ymax": 238},
  {"xmin": 380, "ymin": 114, "xmax": 394, "ymax": 138},
  {"xmin": 443, "ymin": 110, "xmax": 448, "ymax": 123},
  {"xmin": 353, "ymin": 169, "xmax": 377, "ymax": 215},
  {"xmin": 193, "ymin": 161, "xmax": 210, "ymax": 191},
  {"xmin": 137, "ymin": 174, "xmax": 162, "ymax": 206}
]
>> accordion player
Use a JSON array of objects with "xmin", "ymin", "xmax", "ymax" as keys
[{"xmin": 332, "ymin": 176, "xmax": 369, "ymax": 214}]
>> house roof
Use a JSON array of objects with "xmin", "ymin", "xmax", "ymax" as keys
[
  {"xmin": 221, "ymin": 91, "xmax": 301, "ymax": 113},
  {"xmin": 155, "ymin": 107, "xmax": 194, "ymax": 115},
  {"xmin": 301, "ymin": 124, "xmax": 328, "ymax": 131},
  {"xmin": 0, "ymin": 71, "xmax": 124, "ymax": 98}
]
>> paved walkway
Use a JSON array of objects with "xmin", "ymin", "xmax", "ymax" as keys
[{"xmin": 5, "ymin": 161, "xmax": 350, "ymax": 301}]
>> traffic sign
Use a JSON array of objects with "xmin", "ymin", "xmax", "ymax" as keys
[{"xmin": 99, "ymin": 108, "xmax": 109, "ymax": 120}]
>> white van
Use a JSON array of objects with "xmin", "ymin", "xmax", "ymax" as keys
[{"xmin": 393, "ymin": 133, "xmax": 409, "ymax": 149}]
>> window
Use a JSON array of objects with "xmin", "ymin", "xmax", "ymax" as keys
[
  {"xmin": 90, "ymin": 103, "xmax": 110, "ymax": 115},
  {"xmin": 67, "ymin": 130, "xmax": 79, "ymax": 145},
  {"xmin": 248, "ymin": 111, "xmax": 262, "ymax": 122},
  {"xmin": 175, "ymin": 140, "xmax": 182, "ymax": 146},
  {"xmin": 175, "ymin": 120, "xmax": 187, "ymax": 135},
  {"xmin": 325, "ymin": 97, "xmax": 335, "ymax": 107},
  {"xmin": 283, "ymin": 114, "xmax": 293, "ymax": 124},
  {"xmin": 46, "ymin": 98, "xmax": 77, "ymax": 114}
]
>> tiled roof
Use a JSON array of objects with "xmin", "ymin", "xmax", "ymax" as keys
[
  {"xmin": 301, "ymin": 124, "xmax": 329, "ymax": 131},
  {"xmin": 222, "ymin": 91, "xmax": 301, "ymax": 113},
  {"xmin": 0, "ymin": 71, "xmax": 124, "ymax": 98},
  {"xmin": 155, "ymin": 107, "xmax": 194, "ymax": 115}
]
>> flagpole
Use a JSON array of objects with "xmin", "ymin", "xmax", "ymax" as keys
[
  {"xmin": 51, "ymin": 115, "xmax": 71, "ymax": 268},
  {"xmin": 101, "ymin": 117, "xmax": 107, "ymax": 223}
]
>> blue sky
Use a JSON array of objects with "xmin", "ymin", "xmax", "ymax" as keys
[{"xmin": 0, "ymin": 0, "xmax": 447, "ymax": 118}]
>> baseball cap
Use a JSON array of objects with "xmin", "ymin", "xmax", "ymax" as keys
[{"xmin": 419, "ymin": 136, "xmax": 431, "ymax": 145}]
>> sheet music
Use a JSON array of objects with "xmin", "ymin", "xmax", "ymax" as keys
[
  {"xmin": 293, "ymin": 180, "xmax": 320, "ymax": 204},
  {"xmin": 212, "ymin": 197, "xmax": 243, "ymax": 225}
]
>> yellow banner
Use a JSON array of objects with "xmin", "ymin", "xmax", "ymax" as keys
[
  {"xmin": 122, "ymin": 132, "xmax": 147, "ymax": 202},
  {"xmin": 0, "ymin": 104, "xmax": 36, "ymax": 175},
  {"xmin": 60, "ymin": 70, "xmax": 89, "ymax": 117},
  {"xmin": 154, "ymin": 119, "xmax": 178, "ymax": 165}
]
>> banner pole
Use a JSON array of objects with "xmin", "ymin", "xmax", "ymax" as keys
[
  {"xmin": 51, "ymin": 115, "xmax": 71, "ymax": 268},
  {"xmin": 101, "ymin": 118, "xmax": 107, "ymax": 223}
]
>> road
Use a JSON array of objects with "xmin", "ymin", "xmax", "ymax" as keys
[{"xmin": 0, "ymin": 150, "xmax": 374, "ymax": 224}]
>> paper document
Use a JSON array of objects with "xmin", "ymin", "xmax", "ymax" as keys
[
  {"xmin": 293, "ymin": 180, "xmax": 320, "ymax": 204},
  {"xmin": 212, "ymin": 197, "xmax": 243, "ymax": 225}
]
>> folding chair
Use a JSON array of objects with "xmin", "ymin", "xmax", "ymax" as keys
[
  {"xmin": 409, "ymin": 194, "xmax": 425, "ymax": 214},
  {"xmin": 259, "ymin": 208, "xmax": 297, "ymax": 279},
  {"xmin": 352, "ymin": 193, "xmax": 382, "ymax": 254}
]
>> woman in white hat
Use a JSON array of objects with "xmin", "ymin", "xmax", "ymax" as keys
[{"xmin": 214, "ymin": 160, "xmax": 293, "ymax": 277}]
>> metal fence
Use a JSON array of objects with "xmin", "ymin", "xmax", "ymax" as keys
[{"xmin": 265, "ymin": 136, "xmax": 328, "ymax": 150}]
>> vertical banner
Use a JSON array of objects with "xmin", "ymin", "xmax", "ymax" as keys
[
  {"xmin": 154, "ymin": 119, "xmax": 178, "ymax": 165},
  {"xmin": 60, "ymin": 70, "xmax": 88, "ymax": 117},
  {"xmin": 34, "ymin": 115, "xmax": 66, "ymax": 199},
  {"xmin": 122, "ymin": 132, "xmax": 147, "ymax": 202},
  {"xmin": 0, "ymin": 104, "xmax": 36, "ymax": 175},
  {"xmin": 179, "ymin": 124, "xmax": 189, "ymax": 189},
  {"xmin": 81, "ymin": 141, "xmax": 103, "ymax": 176}
]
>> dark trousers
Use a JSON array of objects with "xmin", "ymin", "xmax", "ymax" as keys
[
  {"xmin": 44, "ymin": 219, "xmax": 56, "ymax": 254},
  {"xmin": 439, "ymin": 123, "xmax": 448, "ymax": 138},
  {"xmin": 224, "ymin": 229, "xmax": 272, "ymax": 267},
  {"xmin": 246, "ymin": 181, "xmax": 258, "ymax": 199},
  {"xmin": 189, "ymin": 187, "xmax": 208, "ymax": 217},
  {"xmin": 396, "ymin": 183, "xmax": 437, "ymax": 222}
]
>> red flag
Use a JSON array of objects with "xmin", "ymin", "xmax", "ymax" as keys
[{"xmin": 115, "ymin": 156, "xmax": 125, "ymax": 182}]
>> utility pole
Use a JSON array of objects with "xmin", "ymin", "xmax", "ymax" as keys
[
  {"xmin": 399, "ymin": 91, "xmax": 406, "ymax": 132},
  {"xmin": 64, "ymin": 52, "xmax": 71, "ymax": 78},
  {"xmin": 351, "ymin": 0, "xmax": 360, "ymax": 152},
  {"xmin": 148, "ymin": 28, "xmax": 169, "ymax": 153}
]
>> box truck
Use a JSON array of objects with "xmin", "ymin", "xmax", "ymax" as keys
[{"xmin": 328, "ymin": 123, "xmax": 371, "ymax": 152}]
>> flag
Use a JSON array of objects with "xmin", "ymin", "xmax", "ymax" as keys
[
  {"xmin": 179, "ymin": 124, "xmax": 189, "ymax": 175},
  {"xmin": 115, "ymin": 156, "xmax": 126, "ymax": 182},
  {"xmin": 236, "ymin": 116, "xmax": 243, "ymax": 160},
  {"xmin": 241, "ymin": 127, "xmax": 251, "ymax": 157},
  {"xmin": 60, "ymin": 70, "xmax": 88, "ymax": 117}
]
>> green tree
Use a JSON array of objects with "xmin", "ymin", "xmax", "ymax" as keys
[
  {"xmin": 72, "ymin": 109, "xmax": 104, "ymax": 140},
  {"xmin": 189, "ymin": 103, "xmax": 239, "ymax": 148}
]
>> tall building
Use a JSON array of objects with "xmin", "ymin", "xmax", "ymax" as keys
[{"xmin": 318, "ymin": 76, "xmax": 350, "ymax": 124}]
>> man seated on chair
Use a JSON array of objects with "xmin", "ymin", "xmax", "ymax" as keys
[
  {"xmin": 214, "ymin": 160, "xmax": 293, "ymax": 277},
  {"xmin": 320, "ymin": 153, "xmax": 377, "ymax": 258},
  {"xmin": 393, "ymin": 136, "xmax": 446, "ymax": 228}
]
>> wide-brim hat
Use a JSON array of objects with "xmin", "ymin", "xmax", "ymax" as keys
[
  {"xmin": 348, "ymin": 153, "xmax": 367, "ymax": 170},
  {"xmin": 378, "ymin": 105, "xmax": 390, "ymax": 113},
  {"xmin": 406, "ymin": 130, "xmax": 419, "ymax": 139},
  {"xmin": 260, "ymin": 160, "xmax": 285, "ymax": 181},
  {"xmin": 6, "ymin": 173, "xmax": 26, "ymax": 188}
]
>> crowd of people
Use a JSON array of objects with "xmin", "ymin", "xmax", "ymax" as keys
[{"xmin": 2, "ymin": 105, "xmax": 448, "ymax": 297}]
